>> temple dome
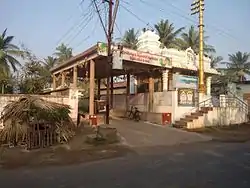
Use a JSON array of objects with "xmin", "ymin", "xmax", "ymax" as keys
[{"xmin": 137, "ymin": 29, "xmax": 161, "ymax": 54}]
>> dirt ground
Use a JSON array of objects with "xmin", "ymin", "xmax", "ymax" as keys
[
  {"xmin": 187, "ymin": 122, "xmax": 250, "ymax": 142},
  {"xmin": 0, "ymin": 125, "xmax": 133, "ymax": 169}
]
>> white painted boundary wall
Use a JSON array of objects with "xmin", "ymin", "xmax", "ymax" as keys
[
  {"xmin": 0, "ymin": 89, "xmax": 79, "ymax": 129},
  {"xmin": 104, "ymin": 91, "xmax": 175, "ymax": 122},
  {"xmin": 186, "ymin": 107, "xmax": 248, "ymax": 129},
  {"xmin": 107, "ymin": 92, "xmax": 248, "ymax": 127},
  {"xmin": 109, "ymin": 92, "xmax": 172, "ymax": 111}
]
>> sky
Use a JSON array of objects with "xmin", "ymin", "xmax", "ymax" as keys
[{"xmin": 1, "ymin": 0, "xmax": 250, "ymax": 62}]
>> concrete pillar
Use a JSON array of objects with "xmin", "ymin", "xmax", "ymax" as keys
[
  {"xmin": 89, "ymin": 60, "xmax": 95, "ymax": 116},
  {"xmin": 148, "ymin": 75, "xmax": 154, "ymax": 112},
  {"xmin": 73, "ymin": 66, "xmax": 78, "ymax": 88},
  {"xmin": 126, "ymin": 73, "xmax": 130, "ymax": 111},
  {"xmin": 52, "ymin": 74, "xmax": 56, "ymax": 90},
  {"xmin": 162, "ymin": 69, "xmax": 169, "ymax": 91},
  {"xmin": 69, "ymin": 88, "xmax": 79, "ymax": 120},
  {"xmin": 206, "ymin": 76, "xmax": 212, "ymax": 96}
]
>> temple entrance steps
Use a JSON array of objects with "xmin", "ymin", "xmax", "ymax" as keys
[
  {"xmin": 173, "ymin": 107, "xmax": 213, "ymax": 129},
  {"xmin": 173, "ymin": 94, "xmax": 249, "ymax": 129}
]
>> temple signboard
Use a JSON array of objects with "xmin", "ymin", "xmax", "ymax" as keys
[
  {"xmin": 173, "ymin": 74, "xmax": 198, "ymax": 90},
  {"xmin": 122, "ymin": 48, "xmax": 171, "ymax": 68},
  {"xmin": 97, "ymin": 42, "xmax": 172, "ymax": 68}
]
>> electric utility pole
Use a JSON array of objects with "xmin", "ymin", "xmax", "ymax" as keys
[
  {"xmin": 93, "ymin": 0, "xmax": 119, "ymax": 124},
  {"xmin": 102, "ymin": 0, "xmax": 119, "ymax": 124},
  {"xmin": 105, "ymin": 0, "xmax": 113, "ymax": 124},
  {"xmin": 191, "ymin": 0, "xmax": 205, "ymax": 100}
]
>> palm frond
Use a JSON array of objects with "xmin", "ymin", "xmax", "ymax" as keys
[
  {"xmin": 0, "ymin": 29, "xmax": 22, "ymax": 72},
  {"xmin": 154, "ymin": 19, "xmax": 184, "ymax": 48},
  {"xmin": 0, "ymin": 58, "xmax": 10, "ymax": 74},
  {"xmin": 0, "ymin": 95, "xmax": 75, "ymax": 144},
  {"xmin": 5, "ymin": 43, "xmax": 19, "ymax": 50},
  {"xmin": 178, "ymin": 25, "xmax": 215, "ymax": 54},
  {"xmin": 6, "ymin": 55, "xmax": 21, "ymax": 72},
  {"xmin": 226, "ymin": 51, "xmax": 250, "ymax": 80},
  {"xmin": 210, "ymin": 56, "xmax": 223, "ymax": 68},
  {"xmin": 3, "ymin": 36, "xmax": 14, "ymax": 47},
  {"xmin": 1, "ymin": 28, "xmax": 7, "ymax": 39},
  {"xmin": 122, "ymin": 28, "xmax": 139, "ymax": 50}
]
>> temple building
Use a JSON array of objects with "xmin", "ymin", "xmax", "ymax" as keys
[{"xmin": 50, "ymin": 29, "xmax": 220, "ymax": 124}]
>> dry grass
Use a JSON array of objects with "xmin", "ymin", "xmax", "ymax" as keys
[{"xmin": 0, "ymin": 95, "xmax": 75, "ymax": 145}]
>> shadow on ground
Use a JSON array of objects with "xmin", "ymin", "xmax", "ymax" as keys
[{"xmin": 0, "ymin": 125, "xmax": 134, "ymax": 170}]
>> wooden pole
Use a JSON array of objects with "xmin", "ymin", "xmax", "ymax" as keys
[
  {"xmin": 61, "ymin": 71, "xmax": 65, "ymax": 87},
  {"xmin": 73, "ymin": 66, "xmax": 78, "ymax": 89},
  {"xmin": 52, "ymin": 74, "xmax": 56, "ymax": 90},
  {"xmin": 89, "ymin": 60, "xmax": 95, "ymax": 116},
  {"xmin": 148, "ymin": 75, "xmax": 154, "ymax": 112}
]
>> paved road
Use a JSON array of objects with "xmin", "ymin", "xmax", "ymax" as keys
[
  {"xmin": 111, "ymin": 119, "xmax": 211, "ymax": 147},
  {"xmin": 1, "ymin": 141, "xmax": 250, "ymax": 188}
]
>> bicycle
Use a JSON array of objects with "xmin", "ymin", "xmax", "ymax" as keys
[{"xmin": 127, "ymin": 106, "xmax": 141, "ymax": 122}]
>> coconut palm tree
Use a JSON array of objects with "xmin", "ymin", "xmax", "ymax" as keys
[
  {"xmin": 177, "ymin": 25, "xmax": 215, "ymax": 54},
  {"xmin": 226, "ymin": 51, "xmax": 250, "ymax": 82},
  {"xmin": 0, "ymin": 29, "xmax": 24, "ymax": 93},
  {"xmin": 54, "ymin": 43, "xmax": 72, "ymax": 63},
  {"xmin": 0, "ymin": 71, "xmax": 12, "ymax": 94},
  {"xmin": 41, "ymin": 56, "xmax": 58, "ymax": 85},
  {"xmin": 122, "ymin": 28, "xmax": 139, "ymax": 50},
  {"xmin": 210, "ymin": 56, "xmax": 223, "ymax": 69},
  {"xmin": 43, "ymin": 56, "xmax": 57, "ymax": 70},
  {"xmin": 0, "ymin": 29, "xmax": 23, "ymax": 73},
  {"xmin": 154, "ymin": 19, "xmax": 185, "ymax": 48}
]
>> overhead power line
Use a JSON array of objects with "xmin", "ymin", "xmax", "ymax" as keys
[
  {"xmin": 114, "ymin": 21, "xmax": 123, "ymax": 38},
  {"xmin": 139, "ymin": 0, "xmax": 242, "ymax": 43},
  {"xmin": 119, "ymin": 2, "xmax": 154, "ymax": 30},
  {"xmin": 74, "ymin": 12, "xmax": 101, "ymax": 49},
  {"xmin": 158, "ymin": 0, "xmax": 238, "ymax": 41},
  {"xmin": 64, "ymin": 6, "xmax": 96, "ymax": 45},
  {"xmin": 140, "ymin": 0, "xmax": 198, "ymax": 24},
  {"xmin": 55, "ymin": 0, "xmax": 95, "ymax": 47},
  {"xmin": 92, "ymin": 0, "xmax": 109, "ymax": 40},
  {"xmin": 118, "ymin": 0, "xmax": 245, "ymax": 53},
  {"xmin": 66, "ymin": 10, "xmax": 96, "ymax": 46},
  {"xmin": 64, "ymin": 0, "xmax": 106, "ymax": 47}
]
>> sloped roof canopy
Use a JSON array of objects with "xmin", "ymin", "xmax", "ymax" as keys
[{"xmin": 50, "ymin": 42, "xmax": 170, "ymax": 79}]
